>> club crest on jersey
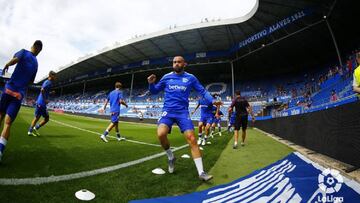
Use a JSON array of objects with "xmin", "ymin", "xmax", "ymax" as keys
[{"xmin": 182, "ymin": 78, "xmax": 188, "ymax": 83}]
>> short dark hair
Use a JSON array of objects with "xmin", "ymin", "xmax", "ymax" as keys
[
  {"xmin": 49, "ymin": 71, "xmax": 56, "ymax": 77},
  {"xmin": 115, "ymin": 82, "xmax": 122, "ymax": 89},
  {"xmin": 235, "ymin": 90, "xmax": 241, "ymax": 96},
  {"xmin": 33, "ymin": 40, "xmax": 43, "ymax": 51}
]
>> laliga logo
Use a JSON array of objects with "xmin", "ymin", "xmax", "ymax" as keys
[{"xmin": 318, "ymin": 168, "xmax": 343, "ymax": 194}]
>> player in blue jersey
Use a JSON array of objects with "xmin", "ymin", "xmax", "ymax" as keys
[
  {"xmin": 28, "ymin": 71, "xmax": 56, "ymax": 136},
  {"xmin": 192, "ymin": 97, "xmax": 218, "ymax": 146},
  {"xmin": 147, "ymin": 56, "xmax": 221, "ymax": 181},
  {"xmin": 0, "ymin": 40, "xmax": 42, "ymax": 162},
  {"xmin": 227, "ymin": 111, "xmax": 236, "ymax": 133},
  {"xmin": 211, "ymin": 109, "xmax": 224, "ymax": 137},
  {"xmin": 100, "ymin": 82, "xmax": 128, "ymax": 143}
]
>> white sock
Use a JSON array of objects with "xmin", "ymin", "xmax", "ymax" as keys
[
  {"xmin": 0, "ymin": 137, "xmax": 7, "ymax": 145},
  {"xmin": 165, "ymin": 149, "xmax": 174, "ymax": 160},
  {"xmin": 234, "ymin": 141, "xmax": 238, "ymax": 146},
  {"xmin": 194, "ymin": 157, "xmax": 204, "ymax": 175}
]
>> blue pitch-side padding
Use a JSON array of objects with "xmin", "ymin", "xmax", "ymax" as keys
[{"xmin": 130, "ymin": 152, "xmax": 360, "ymax": 203}]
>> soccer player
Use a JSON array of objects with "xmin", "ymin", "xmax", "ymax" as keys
[
  {"xmin": 100, "ymin": 82, "xmax": 128, "ymax": 143},
  {"xmin": 28, "ymin": 71, "xmax": 56, "ymax": 136},
  {"xmin": 191, "ymin": 97, "xmax": 218, "ymax": 146},
  {"xmin": 228, "ymin": 90, "xmax": 255, "ymax": 149},
  {"xmin": 352, "ymin": 52, "xmax": 360, "ymax": 94},
  {"xmin": 227, "ymin": 111, "xmax": 236, "ymax": 133},
  {"xmin": 147, "ymin": 56, "xmax": 221, "ymax": 181},
  {"xmin": 211, "ymin": 109, "xmax": 223, "ymax": 137},
  {"xmin": 0, "ymin": 40, "xmax": 42, "ymax": 162}
]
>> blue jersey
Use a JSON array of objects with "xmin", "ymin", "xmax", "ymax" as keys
[
  {"xmin": 199, "ymin": 98, "xmax": 215, "ymax": 117},
  {"xmin": 149, "ymin": 72, "xmax": 213, "ymax": 113},
  {"xmin": 107, "ymin": 89, "xmax": 123, "ymax": 113},
  {"xmin": 36, "ymin": 79, "xmax": 52, "ymax": 106},
  {"xmin": 5, "ymin": 49, "xmax": 38, "ymax": 97}
]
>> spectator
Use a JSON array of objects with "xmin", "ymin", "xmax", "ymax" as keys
[{"xmin": 330, "ymin": 90, "xmax": 338, "ymax": 102}]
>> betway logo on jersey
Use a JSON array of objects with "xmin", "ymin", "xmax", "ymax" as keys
[{"xmin": 168, "ymin": 85, "xmax": 187, "ymax": 91}]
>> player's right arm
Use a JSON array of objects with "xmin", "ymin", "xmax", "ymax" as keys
[
  {"xmin": 2, "ymin": 49, "xmax": 26, "ymax": 75},
  {"xmin": 228, "ymin": 99, "xmax": 235, "ymax": 113},
  {"xmin": 103, "ymin": 95, "xmax": 109, "ymax": 111},
  {"xmin": 148, "ymin": 74, "xmax": 165, "ymax": 94},
  {"xmin": 2, "ymin": 57, "xmax": 19, "ymax": 75}
]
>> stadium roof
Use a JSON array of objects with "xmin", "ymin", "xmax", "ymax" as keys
[{"xmin": 48, "ymin": 0, "xmax": 340, "ymax": 86}]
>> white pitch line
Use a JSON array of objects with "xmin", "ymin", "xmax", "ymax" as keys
[
  {"xmin": 0, "ymin": 144, "xmax": 189, "ymax": 185},
  {"xmin": 50, "ymin": 119, "xmax": 168, "ymax": 148}
]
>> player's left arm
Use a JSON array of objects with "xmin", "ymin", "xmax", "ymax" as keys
[
  {"xmin": 120, "ymin": 99, "xmax": 128, "ymax": 108},
  {"xmin": 192, "ymin": 76, "xmax": 221, "ymax": 106},
  {"xmin": 247, "ymin": 102, "xmax": 255, "ymax": 123}
]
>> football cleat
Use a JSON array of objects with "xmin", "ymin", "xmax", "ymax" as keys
[
  {"xmin": 199, "ymin": 172, "xmax": 213, "ymax": 181},
  {"xmin": 100, "ymin": 135, "xmax": 108, "ymax": 143},
  {"xmin": 168, "ymin": 157, "xmax": 176, "ymax": 173}
]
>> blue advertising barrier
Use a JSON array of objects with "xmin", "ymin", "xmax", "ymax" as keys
[{"xmin": 131, "ymin": 152, "xmax": 360, "ymax": 203}]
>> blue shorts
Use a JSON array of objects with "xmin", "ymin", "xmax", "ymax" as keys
[
  {"xmin": 111, "ymin": 112, "xmax": 120, "ymax": 123},
  {"xmin": 0, "ymin": 93, "xmax": 22, "ymax": 122},
  {"xmin": 158, "ymin": 111, "xmax": 194, "ymax": 133},
  {"xmin": 214, "ymin": 118, "xmax": 221, "ymax": 124},
  {"xmin": 229, "ymin": 117, "xmax": 236, "ymax": 125},
  {"xmin": 35, "ymin": 104, "xmax": 49, "ymax": 118},
  {"xmin": 199, "ymin": 115, "xmax": 214, "ymax": 125}
]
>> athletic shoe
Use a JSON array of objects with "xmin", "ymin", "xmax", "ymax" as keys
[
  {"xmin": 219, "ymin": 132, "xmax": 222, "ymax": 136},
  {"xmin": 233, "ymin": 144, "xmax": 238, "ymax": 149},
  {"xmin": 197, "ymin": 138, "xmax": 202, "ymax": 145},
  {"xmin": 100, "ymin": 135, "xmax": 108, "ymax": 143},
  {"xmin": 117, "ymin": 136, "xmax": 126, "ymax": 141},
  {"xmin": 241, "ymin": 142, "xmax": 245, "ymax": 146},
  {"xmin": 28, "ymin": 131, "xmax": 37, "ymax": 137},
  {"xmin": 201, "ymin": 139, "xmax": 206, "ymax": 146},
  {"xmin": 32, "ymin": 128, "xmax": 40, "ymax": 136},
  {"xmin": 210, "ymin": 133, "xmax": 214, "ymax": 139},
  {"xmin": 168, "ymin": 157, "xmax": 176, "ymax": 173},
  {"xmin": 199, "ymin": 172, "xmax": 213, "ymax": 181}
]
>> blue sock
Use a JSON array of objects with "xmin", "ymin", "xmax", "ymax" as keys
[
  {"xmin": 0, "ymin": 137, "xmax": 7, "ymax": 153},
  {"xmin": 0, "ymin": 143, "xmax": 5, "ymax": 153},
  {"xmin": 35, "ymin": 124, "xmax": 41, "ymax": 130},
  {"xmin": 103, "ymin": 130, "xmax": 109, "ymax": 136},
  {"xmin": 28, "ymin": 126, "xmax": 33, "ymax": 133}
]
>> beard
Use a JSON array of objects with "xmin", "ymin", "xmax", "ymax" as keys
[{"xmin": 173, "ymin": 66, "xmax": 184, "ymax": 73}]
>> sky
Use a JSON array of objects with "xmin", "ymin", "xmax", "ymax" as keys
[{"xmin": 0, "ymin": 0, "xmax": 257, "ymax": 82}]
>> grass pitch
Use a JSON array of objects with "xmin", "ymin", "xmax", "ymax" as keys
[{"xmin": 0, "ymin": 107, "xmax": 292, "ymax": 202}]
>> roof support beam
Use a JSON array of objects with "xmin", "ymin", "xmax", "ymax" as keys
[
  {"xmin": 148, "ymin": 39, "xmax": 169, "ymax": 56},
  {"xmin": 196, "ymin": 29, "xmax": 209, "ymax": 50},
  {"xmin": 99, "ymin": 54, "xmax": 122, "ymax": 65},
  {"xmin": 225, "ymin": 25, "xmax": 236, "ymax": 48},
  {"xmin": 113, "ymin": 49, "xmax": 134, "ymax": 63},
  {"xmin": 170, "ymin": 34, "xmax": 187, "ymax": 53},
  {"xmin": 130, "ymin": 44, "xmax": 148, "ymax": 59}
]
